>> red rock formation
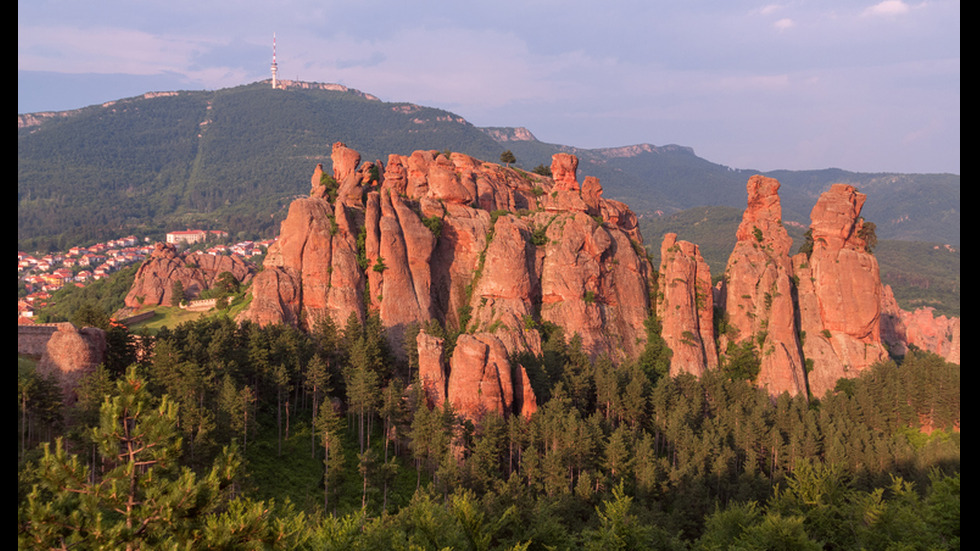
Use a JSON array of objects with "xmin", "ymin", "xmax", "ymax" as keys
[
  {"xmin": 582, "ymin": 176, "xmax": 603, "ymax": 215},
  {"xmin": 310, "ymin": 163, "xmax": 327, "ymax": 198},
  {"xmin": 447, "ymin": 333, "xmax": 515, "ymax": 419},
  {"xmin": 551, "ymin": 153, "xmax": 579, "ymax": 191},
  {"xmin": 657, "ymin": 233, "xmax": 717, "ymax": 377},
  {"xmin": 331, "ymin": 141, "xmax": 361, "ymax": 184},
  {"xmin": 242, "ymin": 196, "xmax": 365, "ymax": 330},
  {"xmin": 514, "ymin": 364, "xmax": 538, "ymax": 420},
  {"xmin": 466, "ymin": 212, "xmax": 543, "ymax": 357},
  {"xmin": 243, "ymin": 264, "xmax": 302, "ymax": 327},
  {"xmin": 721, "ymin": 175, "xmax": 806, "ymax": 396},
  {"xmin": 124, "ymin": 242, "xmax": 254, "ymax": 308},
  {"xmin": 375, "ymin": 189, "xmax": 438, "ymax": 348},
  {"xmin": 794, "ymin": 184, "xmax": 888, "ymax": 397},
  {"xmin": 879, "ymin": 284, "xmax": 909, "ymax": 357},
  {"xmin": 880, "ymin": 284, "xmax": 960, "ymax": 364},
  {"xmin": 417, "ymin": 331, "xmax": 447, "ymax": 408},
  {"xmin": 545, "ymin": 154, "xmax": 589, "ymax": 213},
  {"xmin": 36, "ymin": 323, "xmax": 106, "ymax": 405},
  {"xmin": 242, "ymin": 145, "xmax": 656, "ymax": 420},
  {"xmin": 900, "ymin": 307, "xmax": 960, "ymax": 364}
]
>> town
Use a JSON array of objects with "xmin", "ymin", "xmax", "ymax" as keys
[{"xmin": 17, "ymin": 229, "xmax": 274, "ymax": 323}]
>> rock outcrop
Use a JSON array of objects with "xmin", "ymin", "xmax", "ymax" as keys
[
  {"xmin": 417, "ymin": 332, "xmax": 448, "ymax": 408},
  {"xmin": 447, "ymin": 333, "xmax": 516, "ymax": 419},
  {"xmin": 124, "ymin": 242, "xmax": 254, "ymax": 308},
  {"xmin": 241, "ymin": 141, "xmax": 957, "ymax": 411},
  {"xmin": 242, "ymin": 143, "xmax": 654, "ymax": 421},
  {"xmin": 880, "ymin": 286, "xmax": 960, "ymax": 364},
  {"xmin": 715, "ymin": 177, "xmax": 959, "ymax": 398},
  {"xmin": 35, "ymin": 323, "xmax": 106, "ymax": 405},
  {"xmin": 899, "ymin": 308, "xmax": 960, "ymax": 364},
  {"xmin": 794, "ymin": 184, "xmax": 888, "ymax": 397},
  {"xmin": 657, "ymin": 233, "xmax": 717, "ymax": 377},
  {"xmin": 719, "ymin": 175, "xmax": 807, "ymax": 396}
]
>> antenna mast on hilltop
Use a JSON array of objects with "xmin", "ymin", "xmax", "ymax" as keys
[{"xmin": 271, "ymin": 33, "xmax": 279, "ymax": 89}]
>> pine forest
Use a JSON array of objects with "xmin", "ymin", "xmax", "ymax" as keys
[{"xmin": 18, "ymin": 309, "xmax": 959, "ymax": 549}]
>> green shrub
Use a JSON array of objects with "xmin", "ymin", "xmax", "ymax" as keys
[{"xmin": 422, "ymin": 215, "xmax": 443, "ymax": 238}]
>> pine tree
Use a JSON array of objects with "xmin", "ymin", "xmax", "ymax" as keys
[
  {"xmin": 170, "ymin": 279, "xmax": 186, "ymax": 307},
  {"xmin": 273, "ymin": 363, "xmax": 289, "ymax": 456},
  {"xmin": 604, "ymin": 425, "xmax": 633, "ymax": 485},
  {"xmin": 315, "ymin": 396, "xmax": 345, "ymax": 511},
  {"xmin": 581, "ymin": 482, "xmax": 655, "ymax": 550},
  {"xmin": 19, "ymin": 366, "xmax": 253, "ymax": 549},
  {"xmin": 305, "ymin": 354, "xmax": 331, "ymax": 458}
]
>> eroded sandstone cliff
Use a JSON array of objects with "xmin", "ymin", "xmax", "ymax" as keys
[
  {"xmin": 656, "ymin": 175, "xmax": 960, "ymax": 398},
  {"xmin": 656, "ymin": 233, "xmax": 717, "ymax": 377},
  {"xmin": 718, "ymin": 175, "xmax": 807, "ymax": 396},
  {"xmin": 794, "ymin": 184, "xmax": 889, "ymax": 397},
  {"xmin": 233, "ymin": 142, "xmax": 957, "ymax": 414},
  {"xmin": 241, "ymin": 143, "xmax": 654, "ymax": 421}
]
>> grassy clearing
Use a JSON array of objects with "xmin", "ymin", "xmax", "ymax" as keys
[
  {"xmin": 127, "ymin": 292, "xmax": 253, "ymax": 334},
  {"xmin": 126, "ymin": 306, "xmax": 206, "ymax": 334}
]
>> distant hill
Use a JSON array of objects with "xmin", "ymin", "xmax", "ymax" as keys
[
  {"xmin": 490, "ymin": 130, "xmax": 960, "ymax": 247},
  {"xmin": 19, "ymin": 80, "xmax": 959, "ymax": 252},
  {"xmin": 18, "ymin": 81, "xmax": 504, "ymax": 251}
]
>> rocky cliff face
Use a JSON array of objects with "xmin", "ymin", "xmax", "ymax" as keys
[
  {"xmin": 719, "ymin": 175, "xmax": 807, "ymax": 396},
  {"xmin": 656, "ymin": 233, "xmax": 717, "ymax": 377},
  {"xmin": 709, "ymin": 177, "xmax": 958, "ymax": 398},
  {"xmin": 242, "ymin": 143, "xmax": 653, "ymax": 421},
  {"xmin": 880, "ymin": 285, "xmax": 960, "ymax": 364},
  {"xmin": 124, "ymin": 242, "xmax": 254, "ymax": 308},
  {"xmin": 794, "ymin": 184, "xmax": 888, "ymax": 397},
  {"xmin": 240, "ymin": 142, "xmax": 957, "ymax": 411}
]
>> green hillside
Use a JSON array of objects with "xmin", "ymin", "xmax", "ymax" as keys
[
  {"xmin": 18, "ymin": 82, "xmax": 506, "ymax": 251},
  {"xmin": 19, "ymin": 82, "xmax": 958, "ymax": 252}
]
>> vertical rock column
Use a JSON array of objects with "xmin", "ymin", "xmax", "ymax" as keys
[
  {"xmin": 657, "ymin": 233, "xmax": 717, "ymax": 377},
  {"xmin": 795, "ymin": 184, "xmax": 888, "ymax": 397},
  {"xmin": 721, "ymin": 175, "xmax": 806, "ymax": 396}
]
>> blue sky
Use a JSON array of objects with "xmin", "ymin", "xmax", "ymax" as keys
[{"xmin": 18, "ymin": 0, "xmax": 959, "ymax": 174}]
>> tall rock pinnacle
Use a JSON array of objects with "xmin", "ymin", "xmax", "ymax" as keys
[
  {"xmin": 657, "ymin": 233, "xmax": 717, "ymax": 377},
  {"xmin": 720, "ymin": 175, "xmax": 806, "ymax": 396},
  {"xmin": 794, "ymin": 184, "xmax": 888, "ymax": 397}
]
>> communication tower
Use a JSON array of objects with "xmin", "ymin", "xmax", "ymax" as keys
[{"xmin": 271, "ymin": 33, "xmax": 279, "ymax": 89}]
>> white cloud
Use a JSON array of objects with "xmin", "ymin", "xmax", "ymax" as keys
[
  {"xmin": 862, "ymin": 0, "xmax": 911, "ymax": 17},
  {"xmin": 773, "ymin": 18, "xmax": 796, "ymax": 31},
  {"xmin": 756, "ymin": 4, "xmax": 783, "ymax": 16},
  {"xmin": 19, "ymin": 25, "xmax": 212, "ymax": 75}
]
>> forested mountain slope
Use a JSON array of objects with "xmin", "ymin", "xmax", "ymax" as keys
[
  {"xmin": 18, "ymin": 82, "xmax": 504, "ymax": 250},
  {"xmin": 19, "ymin": 81, "xmax": 959, "ymax": 252}
]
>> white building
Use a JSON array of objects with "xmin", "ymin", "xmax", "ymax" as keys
[{"xmin": 166, "ymin": 230, "xmax": 207, "ymax": 245}]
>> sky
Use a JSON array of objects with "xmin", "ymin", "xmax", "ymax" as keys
[{"xmin": 18, "ymin": 0, "xmax": 959, "ymax": 175}]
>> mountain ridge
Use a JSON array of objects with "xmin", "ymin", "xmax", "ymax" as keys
[{"xmin": 18, "ymin": 80, "xmax": 959, "ymax": 252}]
